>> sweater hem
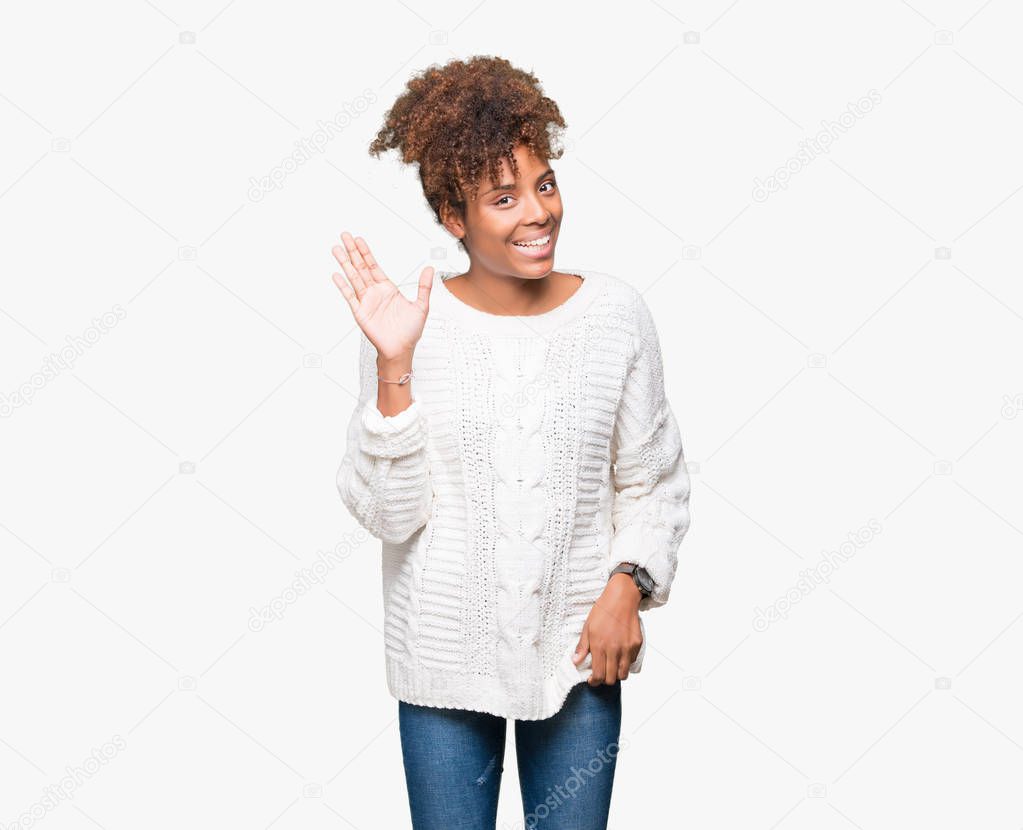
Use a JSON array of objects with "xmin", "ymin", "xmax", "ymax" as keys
[
  {"xmin": 385, "ymin": 616, "xmax": 646, "ymax": 721},
  {"xmin": 386, "ymin": 649, "xmax": 595, "ymax": 721}
]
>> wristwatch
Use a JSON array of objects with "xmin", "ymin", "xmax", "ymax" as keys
[{"xmin": 609, "ymin": 562, "xmax": 654, "ymax": 599}]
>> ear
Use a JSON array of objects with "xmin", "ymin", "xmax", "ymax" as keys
[{"xmin": 439, "ymin": 202, "xmax": 467, "ymax": 245}]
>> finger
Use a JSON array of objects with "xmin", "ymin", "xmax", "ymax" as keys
[
  {"xmin": 342, "ymin": 231, "xmax": 373, "ymax": 282},
  {"xmin": 618, "ymin": 654, "xmax": 631, "ymax": 681},
  {"xmin": 332, "ymin": 243, "xmax": 367, "ymax": 300},
  {"xmin": 337, "ymin": 233, "xmax": 369, "ymax": 297},
  {"xmin": 354, "ymin": 236, "xmax": 387, "ymax": 283},
  {"xmin": 331, "ymin": 273, "xmax": 359, "ymax": 314},
  {"xmin": 573, "ymin": 625, "xmax": 589, "ymax": 664},
  {"xmin": 604, "ymin": 652, "xmax": 618, "ymax": 686},
  {"xmin": 416, "ymin": 266, "xmax": 434, "ymax": 312},
  {"xmin": 588, "ymin": 647, "xmax": 604, "ymax": 686}
]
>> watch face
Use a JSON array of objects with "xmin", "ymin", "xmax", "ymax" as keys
[{"xmin": 635, "ymin": 567, "xmax": 654, "ymax": 593}]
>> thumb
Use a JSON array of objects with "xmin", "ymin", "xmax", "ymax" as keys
[
  {"xmin": 416, "ymin": 266, "xmax": 434, "ymax": 312},
  {"xmin": 572, "ymin": 625, "xmax": 589, "ymax": 664}
]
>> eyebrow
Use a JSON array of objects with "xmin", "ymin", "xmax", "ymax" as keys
[{"xmin": 483, "ymin": 168, "xmax": 555, "ymax": 196}]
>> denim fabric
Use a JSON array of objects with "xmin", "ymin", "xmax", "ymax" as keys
[{"xmin": 398, "ymin": 680, "xmax": 622, "ymax": 829}]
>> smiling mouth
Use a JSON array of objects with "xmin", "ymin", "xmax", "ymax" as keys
[{"xmin": 512, "ymin": 232, "xmax": 552, "ymax": 249}]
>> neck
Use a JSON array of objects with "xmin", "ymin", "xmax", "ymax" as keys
[{"xmin": 455, "ymin": 263, "xmax": 562, "ymax": 316}]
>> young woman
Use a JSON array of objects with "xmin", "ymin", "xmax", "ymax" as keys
[{"xmin": 331, "ymin": 55, "xmax": 691, "ymax": 830}]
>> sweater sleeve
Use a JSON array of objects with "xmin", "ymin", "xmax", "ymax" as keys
[
  {"xmin": 606, "ymin": 290, "xmax": 692, "ymax": 611},
  {"xmin": 336, "ymin": 331, "xmax": 433, "ymax": 544}
]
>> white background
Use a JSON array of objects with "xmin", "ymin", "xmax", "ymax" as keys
[{"xmin": 2, "ymin": 1, "xmax": 1022, "ymax": 828}]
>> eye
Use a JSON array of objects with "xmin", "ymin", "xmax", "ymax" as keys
[{"xmin": 495, "ymin": 181, "xmax": 556, "ymax": 207}]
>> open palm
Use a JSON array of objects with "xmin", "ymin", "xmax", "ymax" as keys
[{"xmin": 330, "ymin": 231, "xmax": 434, "ymax": 361}]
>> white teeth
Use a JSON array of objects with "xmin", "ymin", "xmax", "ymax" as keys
[{"xmin": 513, "ymin": 234, "xmax": 551, "ymax": 248}]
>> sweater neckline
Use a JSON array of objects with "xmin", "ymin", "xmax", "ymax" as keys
[{"xmin": 430, "ymin": 269, "xmax": 604, "ymax": 337}]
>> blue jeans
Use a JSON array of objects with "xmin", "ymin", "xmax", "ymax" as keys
[{"xmin": 398, "ymin": 680, "xmax": 622, "ymax": 829}]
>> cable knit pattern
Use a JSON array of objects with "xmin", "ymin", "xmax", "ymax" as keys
[{"xmin": 335, "ymin": 269, "xmax": 692, "ymax": 720}]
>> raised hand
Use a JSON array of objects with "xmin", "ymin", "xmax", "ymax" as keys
[{"xmin": 331, "ymin": 232, "xmax": 434, "ymax": 361}]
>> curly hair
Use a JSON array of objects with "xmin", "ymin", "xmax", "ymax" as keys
[{"xmin": 368, "ymin": 55, "xmax": 567, "ymax": 254}]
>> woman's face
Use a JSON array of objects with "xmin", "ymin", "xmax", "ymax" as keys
[{"xmin": 445, "ymin": 143, "xmax": 563, "ymax": 277}]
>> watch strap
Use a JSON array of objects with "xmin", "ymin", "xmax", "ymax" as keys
[{"xmin": 610, "ymin": 562, "xmax": 653, "ymax": 598}]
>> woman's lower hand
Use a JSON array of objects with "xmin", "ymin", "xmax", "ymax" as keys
[{"xmin": 572, "ymin": 574, "xmax": 644, "ymax": 685}]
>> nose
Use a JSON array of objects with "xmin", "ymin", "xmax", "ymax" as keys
[{"xmin": 523, "ymin": 190, "xmax": 552, "ymax": 226}]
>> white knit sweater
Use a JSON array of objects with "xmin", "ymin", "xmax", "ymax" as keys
[{"xmin": 336, "ymin": 269, "xmax": 691, "ymax": 720}]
